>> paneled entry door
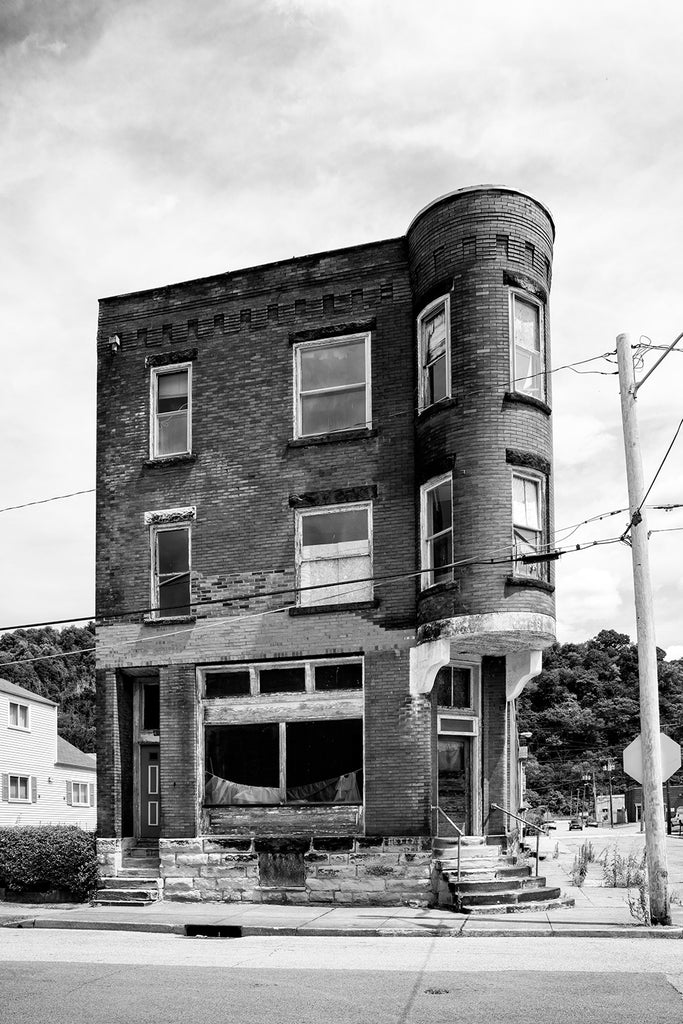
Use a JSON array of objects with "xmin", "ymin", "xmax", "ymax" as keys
[
  {"xmin": 437, "ymin": 735, "xmax": 471, "ymax": 835},
  {"xmin": 139, "ymin": 745, "xmax": 161, "ymax": 838}
]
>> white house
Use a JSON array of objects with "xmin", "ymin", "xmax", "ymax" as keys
[{"xmin": 0, "ymin": 679, "xmax": 96, "ymax": 829}]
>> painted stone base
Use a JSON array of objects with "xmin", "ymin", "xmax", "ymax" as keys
[{"xmin": 159, "ymin": 836, "xmax": 435, "ymax": 907}]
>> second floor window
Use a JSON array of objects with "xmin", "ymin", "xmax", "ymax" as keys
[
  {"xmin": 151, "ymin": 365, "xmax": 191, "ymax": 458},
  {"xmin": 512, "ymin": 471, "xmax": 547, "ymax": 580},
  {"xmin": 8, "ymin": 702, "xmax": 29, "ymax": 730},
  {"xmin": 152, "ymin": 526, "xmax": 191, "ymax": 617},
  {"xmin": 418, "ymin": 296, "xmax": 450, "ymax": 410},
  {"xmin": 421, "ymin": 475, "xmax": 453, "ymax": 588},
  {"xmin": 294, "ymin": 334, "xmax": 371, "ymax": 437},
  {"xmin": 510, "ymin": 292, "xmax": 545, "ymax": 401},
  {"xmin": 296, "ymin": 504, "xmax": 372, "ymax": 607}
]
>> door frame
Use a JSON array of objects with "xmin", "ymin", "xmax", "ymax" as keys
[
  {"xmin": 435, "ymin": 660, "xmax": 481, "ymax": 834},
  {"xmin": 133, "ymin": 678, "xmax": 161, "ymax": 840},
  {"xmin": 138, "ymin": 743, "xmax": 161, "ymax": 838}
]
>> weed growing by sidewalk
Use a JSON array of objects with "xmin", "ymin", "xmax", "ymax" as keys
[
  {"xmin": 570, "ymin": 840, "xmax": 596, "ymax": 887},
  {"xmin": 602, "ymin": 846, "xmax": 646, "ymax": 888}
]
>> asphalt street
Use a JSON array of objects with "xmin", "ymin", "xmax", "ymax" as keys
[{"xmin": 1, "ymin": 931, "xmax": 682, "ymax": 1023}]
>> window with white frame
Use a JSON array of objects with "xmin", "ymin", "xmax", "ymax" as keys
[
  {"xmin": 435, "ymin": 664, "xmax": 473, "ymax": 709},
  {"xmin": 512, "ymin": 471, "xmax": 547, "ymax": 580},
  {"xmin": 151, "ymin": 364, "xmax": 191, "ymax": 458},
  {"xmin": 421, "ymin": 475, "xmax": 453, "ymax": 588},
  {"xmin": 294, "ymin": 333, "xmax": 371, "ymax": 438},
  {"xmin": 8, "ymin": 701, "xmax": 29, "ymax": 730},
  {"xmin": 510, "ymin": 292, "xmax": 545, "ymax": 401},
  {"xmin": 152, "ymin": 525, "xmax": 191, "ymax": 616},
  {"xmin": 296, "ymin": 504, "xmax": 372, "ymax": 607},
  {"xmin": 418, "ymin": 295, "xmax": 450, "ymax": 410},
  {"xmin": 9, "ymin": 775, "xmax": 31, "ymax": 802},
  {"xmin": 70, "ymin": 782, "xmax": 90, "ymax": 806}
]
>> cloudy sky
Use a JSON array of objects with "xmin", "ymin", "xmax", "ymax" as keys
[{"xmin": 1, "ymin": 0, "xmax": 681, "ymax": 655}]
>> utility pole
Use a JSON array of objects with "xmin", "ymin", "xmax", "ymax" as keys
[
  {"xmin": 602, "ymin": 757, "xmax": 615, "ymax": 828},
  {"xmin": 616, "ymin": 332, "xmax": 670, "ymax": 925}
]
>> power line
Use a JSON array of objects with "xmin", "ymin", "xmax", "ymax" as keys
[
  {"xmin": 0, "ymin": 489, "xmax": 95, "ymax": 515},
  {"xmin": 623, "ymin": 417, "xmax": 683, "ymax": 539}
]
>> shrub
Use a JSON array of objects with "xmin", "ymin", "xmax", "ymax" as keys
[
  {"xmin": 602, "ymin": 845, "xmax": 646, "ymax": 888},
  {"xmin": 0, "ymin": 826, "xmax": 99, "ymax": 901}
]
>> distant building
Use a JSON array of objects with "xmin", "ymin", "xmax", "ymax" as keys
[
  {"xmin": 96, "ymin": 185, "xmax": 556, "ymax": 903},
  {"xmin": 0, "ymin": 679, "xmax": 96, "ymax": 829}
]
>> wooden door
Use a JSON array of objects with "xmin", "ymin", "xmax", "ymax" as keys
[
  {"xmin": 140, "ymin": 745, "xmax": 161, "ymax": 838},
  {"xmin": 437, "ymin": 736, "xmax": 471, "ymax": 834}
]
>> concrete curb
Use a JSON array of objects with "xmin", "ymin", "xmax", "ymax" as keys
[{"xmin": 3, "ymin": 916, "xmax": 683, "ymax": 940}]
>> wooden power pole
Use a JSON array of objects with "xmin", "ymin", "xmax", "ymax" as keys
[{"xmin": 616, "ymin": 332, "xmax": 670, "ymax": 925}]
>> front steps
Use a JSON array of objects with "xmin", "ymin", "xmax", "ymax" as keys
[
  {"xmin": 92, "ymin": 841, "xmax": 162, "ymax": 906},
  {"xmin": 434, "ymin": 836, "xmax": 574, "ymax": 915}
]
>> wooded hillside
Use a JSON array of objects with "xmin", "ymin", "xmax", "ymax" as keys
[
  {"xmin": 0, "ymin": 624, "xmax": 95, "ymax": 752},
  {"xmin": 518, "ymin": 630, "xmax": 683, "ymax": 813}
]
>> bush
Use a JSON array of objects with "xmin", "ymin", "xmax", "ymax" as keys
[{"xmin": 0, "ymin": 826, "xmax": 99, "ymax": 901}]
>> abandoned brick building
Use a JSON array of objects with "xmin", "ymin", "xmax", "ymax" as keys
[{"xmin": 95, "ymin": 185, "xmax": 556, "ymax": 904}]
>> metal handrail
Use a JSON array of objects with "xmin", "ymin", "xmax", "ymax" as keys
[
  {"xmin": 490, "ymin": 802, "xmax": 549, "ymax": 877},
  {"xmin": 431, "ymin": 805, "xmax": 464, "ymax": 881}
]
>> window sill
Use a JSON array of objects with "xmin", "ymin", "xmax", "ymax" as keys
[
  {"xmin": 417, "ymin": 396, "xmax": 457, "ymax": 422},
  {"xmin": 143, "ymin": 453, "xmax": 197, "ymax": 468},
  {"xmin": 288, "ymin": 428, "xmax": 377, "ymax": 448},
  {"xmin": 505, "ymin": 575, "xmax": 555, "ymax": 594},
  {"xmin": 8, "ymin": 726, "xmax": 30, "ymax": 733},
  {"xmin": 142, "ymin": 615, "xmax": 197, "ymax": 626},
  {"xmin": 503, "ymin": 392, "xmax": 551, "ymax": 415},
  {"xmin": 289, "ymin": 600, "xmax": 378, "ymax": 616}
]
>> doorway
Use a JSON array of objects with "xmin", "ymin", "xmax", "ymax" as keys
[
  {"xmin": 438, "ymin": 735, "xmax": 471, "ymax": 834},
  {"xmin": 139, "ymin": 745, "xmax": 161, "ymax": 838}
]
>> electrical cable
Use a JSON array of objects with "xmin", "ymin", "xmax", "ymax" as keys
[{"xmin": 0, "ymin": 489, "xmax": 95, "ymax": 515}]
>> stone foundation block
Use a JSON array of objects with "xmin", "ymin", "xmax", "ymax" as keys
[{"xmin": 164, "ymin": 878, "xmax": 196, "ymax": 895}]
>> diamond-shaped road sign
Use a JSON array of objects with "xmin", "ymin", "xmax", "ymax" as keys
[{"xmin": 623, "ymin": 732, "xmax": 681, "ymax": 785}]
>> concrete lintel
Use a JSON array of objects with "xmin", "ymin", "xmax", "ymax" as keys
[
  {"xmin": 506, "ymin": 650, "xmax": 543, "ymax": 701},
  {"xmin": 409, "ymin": 639, "xmax": 451, "ymax": 696}
]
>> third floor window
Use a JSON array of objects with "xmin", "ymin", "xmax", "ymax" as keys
[{"xmin": 294, "ymin": 334, "xmax": 371, "ymax": 438}]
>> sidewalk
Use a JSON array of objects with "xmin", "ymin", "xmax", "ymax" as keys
[{"xmin": 1, "ymin": 825, "xmax": 682, "ymax": 940}]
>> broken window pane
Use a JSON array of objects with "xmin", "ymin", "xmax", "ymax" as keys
[
  {"xmin": 286, "ymin": 720, "xmax": 363, "ymax": 803},
  {"xmin": 205, "ymin": 724, "xmax": 280, "ymax": 804},
  {"xmin": 205, "ymin": 670, "xmax": 251, "ymax": 698},
  {"xmin": 302, "ymin": 508, "xmax": 368, "ymax": 547},
  {"xmin": 314, "ymin": 663, "xmax": 363, "ymax": 691}
]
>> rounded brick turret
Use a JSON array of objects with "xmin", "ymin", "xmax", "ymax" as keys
[{"xmin": 407, "ymin": 186, "xmax": 556, "ymax": 654}]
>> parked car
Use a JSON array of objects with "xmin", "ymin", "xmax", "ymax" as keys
[
  {"xmin": 585, "ymin": 817, "xmax": 599, "ymax": 828},
  {"xmin": 568, "ymin": 818, "xmax": 583, "ymax": 830},
  {"xmin": 545, "ymin": 820, "xmax": 557, "ymax": 830}
]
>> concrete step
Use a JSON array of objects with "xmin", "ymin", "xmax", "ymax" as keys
[
  {"xmin": 456, "ymin": 885, "xmax": 562, "ymax": 909},
  {"xmin": 119, "ymin": 863, "xmax": 161, "ymax": 877},
  {"xmin": 447, "ymin": 877, "xmax": 548, "ymax": 896},
  {"xmin": 459, "ymin": 895, "xmax": 575, "ymax": 915},
  {"xmin": 92, "ymin": 885, "xmax": 160, "ymax": 906},
  {"xmin": 101, "ymin": 876, "xmax": 161, "ymax": 889},
  {"xmin": 126, "ymin": 847, "xmax": 160, "ymax": 860},
  {"xmin": 442, "ymin": 865, "xmax": 532, "ymax": 882}
]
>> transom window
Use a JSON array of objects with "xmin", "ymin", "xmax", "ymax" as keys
[
  {"xmin": 294, "ymin": 333, "xmax": 371, "ymax": 437},
  {"xmin": 151, "ymin": 364, "xmax": 191, "ymax": 458},
  {"xmin": 418, "ymin": 295, "xmax": 451, "ymax": 410},
  {"xmin": 512, "ymin": 471, "xmax": 547, "ymax": 580},
  {"xmin": 420, "ymin": 475, "xmax": 453, "ymax": 588},
  {"xmin": 435, "ymin": 665, "xmax": 473, "ymax": 709},
  {"xmin": 8, "ymin": 702, "xmax": 29, "ymax": 730},
  {"xmin": 152, "ymin": 525, "xmax": 191, "ymax": 617},
  {"xmin": 510, "ymin": 292, "xmax": 545, "ymax": 401},
  {"xmin": 296, "ymin": 503, "xmax": 372, "ymax": 607},
  {"xmin": 203, "ymin": 658, "xmax": 363, "ymax": 698},
  {"xmin": 9, "ymin": 775, "xmax": 30, "ymax": 802}
]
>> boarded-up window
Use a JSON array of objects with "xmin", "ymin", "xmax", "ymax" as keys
[{"xmin": 297, "ymin": 504, "xmax": 372, "ymax": 607}]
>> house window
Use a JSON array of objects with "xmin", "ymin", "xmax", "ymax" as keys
[
  {"xmin": 152, "ymin": 525, "xmax": 191, "ymax": 616},
  {"xmin": 294, "ymin": 333, "xmax": 371, "ymax": 437},
  {"xmin": 8, "ymin": 702, "xmax": 29, "ymax": 730},
  {"xmin": 205, "ymin": 719, "xmax": 363, "ymax": 806},
  {"xmin": 418, "ymin": 295, "xmax": 450, "ymax": 410},
  {"xmin": 435, "ymin": 665, "xmax": 473, "ymax": 709},
  {"xmin": 9, "ymin": 775, "xmax": 31, "ymax": 802},
  {"xmin": 151, "ymin": 364, "xmax": 191, "ymax": 457},
  {"xmin": 421, "ymin": 475, "xmax": 453, "ymax": 588},
  {"xmin": 296, "ymin": 504, "xmax": 372, "ymax": 607},
  {"xmin": 510, "ymin": 292, "xmax": 545, "ymax": 401},
  {"xmin": 70, "ymin": 782, "xmax": 90, "ymax": 806},
  {"xmin": 512, "ymin": 471, "xmax": 547, "ymax": 580}
]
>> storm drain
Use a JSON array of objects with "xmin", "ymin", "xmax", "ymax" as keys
[{"xmin": 184, "ymin": 924, "xmax": 243, "ymax": 938}]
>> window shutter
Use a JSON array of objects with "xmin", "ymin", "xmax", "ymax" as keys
[
  {"xmin": 89, "ymin": 783, "xmax": 95, "ymax": 806},
  {"xmin": 66, "ymin": 781, "xmax": 73, "ymax": 806},
  {"xmin": 1, "ymin": 774, "xmax": 8, "ymax": 802},
  {"xmin": 31, "ymin": 777, "xmax": 37, "ymax": 803}
]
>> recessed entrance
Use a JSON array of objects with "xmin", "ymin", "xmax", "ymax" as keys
[
  {"xmin": 140, "ymin": 745, "xmax": 161, "ymax": 838},
  {"xmin": 438, "ymin": 735, "xmax": 471, "ymax": 834}
]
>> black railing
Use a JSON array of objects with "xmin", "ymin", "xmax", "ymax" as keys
[{"xmin": 490, "ymin": 802, "xmax": 549, "ymax": 877}]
